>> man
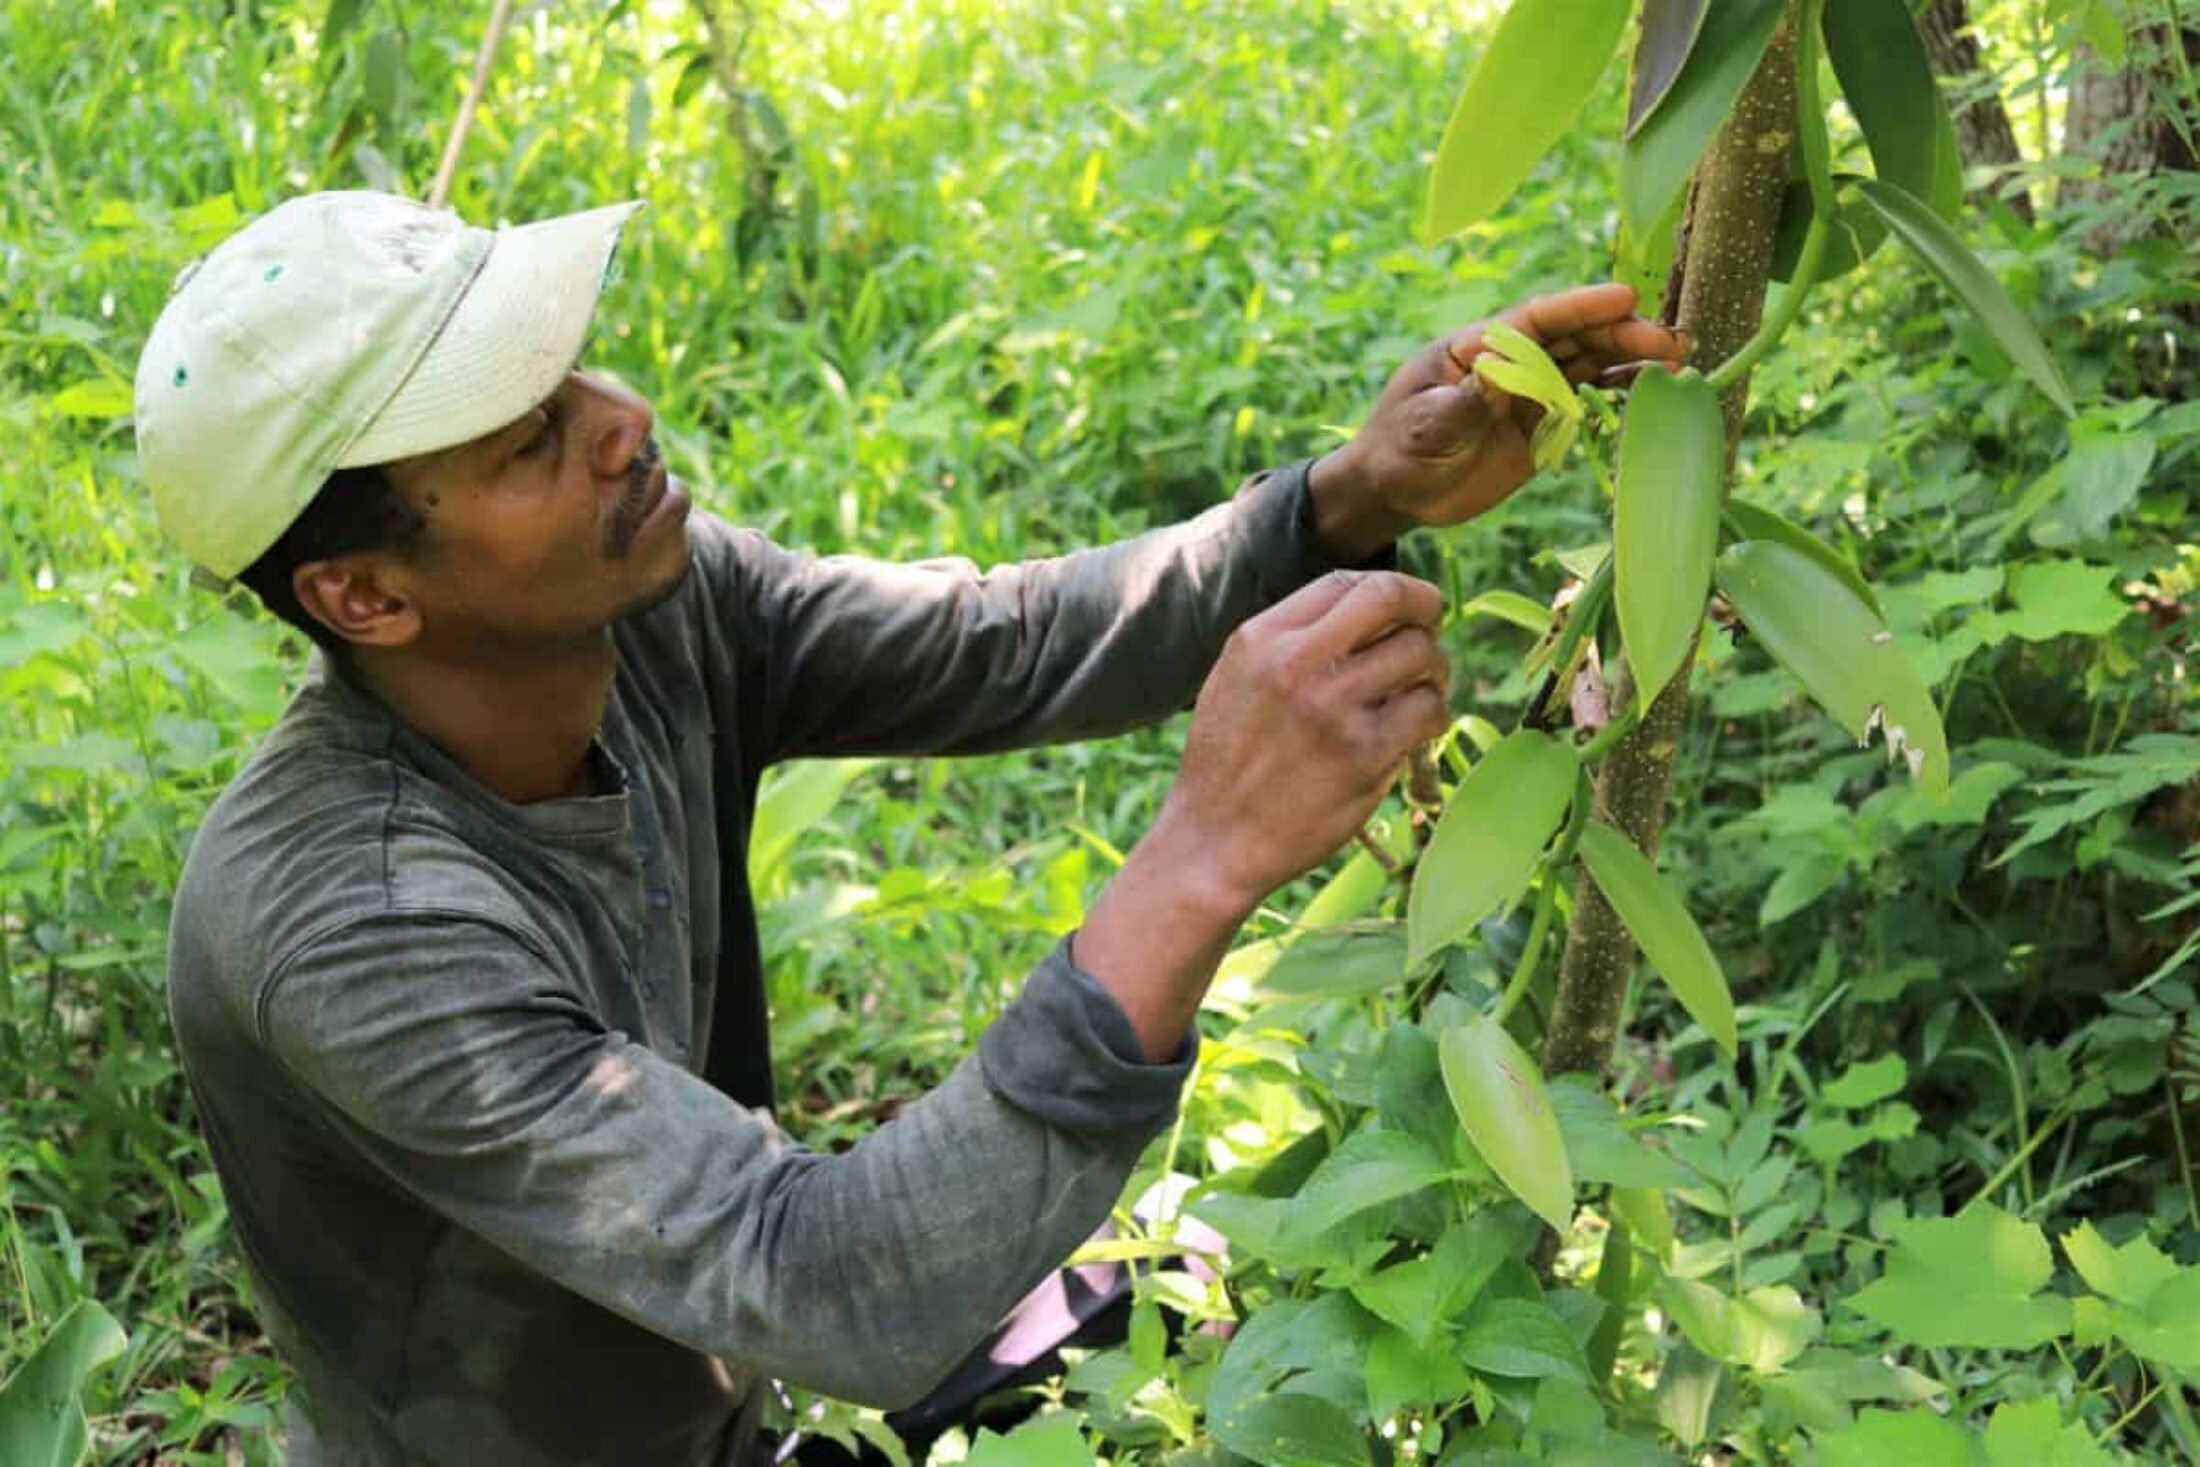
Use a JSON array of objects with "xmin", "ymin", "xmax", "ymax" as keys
[{"xmin": 136, "ymin": 191, "xmax": 1682, "ymax": 1466}]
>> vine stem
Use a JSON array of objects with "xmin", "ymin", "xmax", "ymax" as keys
[
  {"xmin": 1705, "ymin": 211, "xmax": 1829, "ymax": 395},
  {"xmin": 1576, "ymin": 702, "xmax": 1642, "ymax": 764},
  {"xmin": 1492, "ymin": 771, "xmax": 1594, "ymax": 1025}
]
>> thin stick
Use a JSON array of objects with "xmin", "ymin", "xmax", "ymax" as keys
[{"xmin": 427, "ymin": 0, "xmax": 519, "ymax": 210}]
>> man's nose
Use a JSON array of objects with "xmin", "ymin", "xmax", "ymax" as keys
[{"xmin": 579, "ymin": 374, "xmax": 656, "ymax": 479}]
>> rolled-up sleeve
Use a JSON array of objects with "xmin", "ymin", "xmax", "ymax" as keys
[
  {"xmin": 257, "ymin": 912, "xmax": 1192, "ymax": 1410},
  {"xmin": 702, "ymin": 460, "xmax": 1392, "ymax": 764}
]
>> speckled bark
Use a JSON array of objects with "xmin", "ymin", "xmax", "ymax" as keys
[{"xmin": 1540, "ymin": 17, "xmax": 1797, "ymax": 1080}]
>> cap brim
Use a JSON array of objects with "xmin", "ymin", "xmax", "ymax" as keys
[{"xmin": 338, "ymin": 200, "xmax": 642, "ymax": 467}]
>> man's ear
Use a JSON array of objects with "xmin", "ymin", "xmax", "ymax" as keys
[{"xmin": 292, "ymin": 557, "xmax": 422, "ymax": 650}]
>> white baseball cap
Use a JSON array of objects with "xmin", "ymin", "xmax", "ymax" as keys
[{"xmin": 133, "ymin": 191, "xmax": 643, "ymax": 580}]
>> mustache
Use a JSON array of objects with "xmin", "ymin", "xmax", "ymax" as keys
[{"xmin": 603, "ymin": 437, "xmax": 664, "ymax": 559}]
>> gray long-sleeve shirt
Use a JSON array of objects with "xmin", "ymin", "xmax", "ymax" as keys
[{"xmin": 166, "ymin": 460, "xmax": 1367, "ymax": 1466}]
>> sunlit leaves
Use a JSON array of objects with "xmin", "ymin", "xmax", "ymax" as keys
[
  {"xmin": 1440, "ymin": 1017, "xmax": 1573, "ymax": 1231},
  {"xmin": 1660, "ymin": 1277, "xmax": 1820, "ymax": 1373},
  {"xmin": 1848, "ymin": 1205, "xmax": 2074, "ymax": 1349},
  {"xmin": 2062, "ymin": 1223, "xmax": 2200, "ymax": 1373},
  {"xmin": 1816, "ymin": 1408, "xmax": 1976, "ymax": 1467},
  {"xmin": 1614, "ymin": 367, "xmax": 1725, "ymax": 711},
  {"xmin": 1422, "ymin": 0, "xmax": 1632, "ymax": 241},
  {"xmin": 1981, "ymin": 1398, "xmax": 2113, "ymax": 1467},
  {"xmin": 1718, "ymin": 540, "xmax": 1950, "ymax": 793},
  {"xmin": 1854, "ymin": 180, "xmax": 2076, "ymax": 417},
  {"xmin": 1577, "ymin": 821, "xmax": 1736, "ymax": 1057},
  {"xmin": 1406, "ymin": 730, "xmax": 1576, "ymax": 968}
]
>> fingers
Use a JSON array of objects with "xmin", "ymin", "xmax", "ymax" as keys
[
  {"xmin": 1335, "ymin": 623, "xmax": 1450, "ymax": 706},
  {"xmin": 1297, "ymin": 571, "xmax": 1444, "ymax": 659},
  {"xmin": 1546, "ymin": 317, "xmax": 1690, "ymax": 365},
  {"xmin": 1566, "ymin": 356, "xmax": 1685, "ymax": 389},
  {"xmin": 1258, "ymin": 567, "xmax": 1370, "ymax": 632},
  {"xmin": 1438, "ymin": 285, "xmax": 1688, "ymax": 382},
  {"xmin": 1503, "ymin": 283, "xmax": 1642, "ymax": 342},
  {"xmin": 1371, "ymin": 681, "xmax": 1454, "ymax": 754}
]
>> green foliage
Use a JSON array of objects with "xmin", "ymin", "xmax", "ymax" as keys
[
  {"xmin": 4, "ymin": 0, "xmax": 2194, "ymax": 1462},
  {"xmin": 1718, "ymin": 539, "xmax": 1952, "ymax": 792},
  {"xmin": 1405, "ymin": 730, "xmax": 1575, "ymax": 968},
  {"xmin": 1421, "ymin": 0, "xmax": 1633, "ymax": 240},
  {"xmin": 0, "ymin": 1301, "xmax": 126, "ymax": 1467},
  {"xmin": 1613, "ymin": 367, "xmax": 1724, "ymax": 712},
  {"xmin": 1575, "ymin": 821, "xmax": 1736, "ymax": 1056}
]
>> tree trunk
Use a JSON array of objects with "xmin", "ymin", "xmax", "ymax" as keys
[
  {"xmin": 1918, "ymin": 0, "xmax": 2034, "ymax": 222},
  {"xmin": 2063, "ymin": 26, "xmax": 2200, "ymax": 232},
  {"xmin": 1540, "ymin": 19, "xmax": 1798, "ymax": 1079}
]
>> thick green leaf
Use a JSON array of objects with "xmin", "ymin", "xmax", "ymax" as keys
[
  {"xmin": 2100, "ymin": 1268, "xmax": 2200, "ymax": 1372},
  {"xmin": 1350, "ymin": 1209, "xmax": 1520, "ymax": 1342},
  {"xmin": 1848, "ymin": 1204, "xmax": 2075, "ymax": 1349},
  {"xmin": 1626, "ymin": 0, "xmax": 1712, "ymax": 137},
  {"xmin": 1615, "ymin": 367, "xmax": 1725, "ymax": 712},
  {"xmin": 1407, "ymin": 730, "xmax": 1577, "ymax": 967},
  {"xmin": 1261, "ymin": 925, "xmax": 1409, "ymax": 997},
  {"xmin": 1620, "ymin": 0, "xmax": 1785, "ymax": 235},
  {"xmin": 1422, "ymin": 0, "xmax": 1633, "ymax": 240},
  {"xmin": 2062, "ymin": 1221, "xmax": 2179, "ymax": 1307},
  {"xmin": 1854, "ymin": 179, "xmax": 2076, "ymax": 416},
  {"xmin": 1661, "ymin": 1277, "xmax": 1820, "ymax": 1372},
  {"xmin": 1440, "ymin": 1016, "xmax": 1574, "ymax": 1231},
  {"xmin": 1820, "ymin": 1053, "xmax": 1907, "ymax": 1108},
  {"xmin": 964, "ymin": 1414, "xmax": 1092, "ymax": 1467},
  {"xmin": 2002, "ymin": 559, "xmax": 2129, "ymax": 641},
  {"xmin": 0, "ymin": 1300, "xmax": 128, "ymax": 1467},
  {"xmin": 1207, "ymin": 1296, "xmax": 1376, "ymax": 1456},
  {"xmin": 1982, "ymin": 1398, "xmax": 2113, "ymax": 1467},
  {"xmin": 1576, "ymin": 821, "xmax": 1736, "ymax": 1057},
  {"xmin": 1455, "ymin": 1296, "xmax": 1591, "ymax": 1381},
  {"xmin": 1818, "ymin": 1408, "xmax": 1976, "ymax": 1467},
  {"xmin": 1548, "ymin": 1075, "xmax": 1691, "ymax": 1189},
  {"xmin": 1213, "ymin": 1392, "xmax": 1368, "ymax": 1467},
  {"xmin": 1718, "ymin": 539, "xmax": 1950, "ymax": 793},
  {"xmin": 1365, "ymin": 1326, "xmax": 1473, "ymax": 1421},
  {"xmin": 1723, "ymin": 500, "xmax": 1883, "ymax": 617},
  {"xmin": 1283, "ymin": 1129, "xmax": 1453, "ymax": 1246},
  {"xmin": 1823, "ymin": 0, "xmax": 1962, "ymax": 218}
]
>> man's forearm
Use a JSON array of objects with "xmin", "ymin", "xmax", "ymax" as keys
[{"xmin": 1072, "ymin": 811, "xmax": 1260, "ymax": 1062}]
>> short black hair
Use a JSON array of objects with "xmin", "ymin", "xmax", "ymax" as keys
[{"xmin": 235, "ymin": 464, "xmax": 428, "ymax": 656}]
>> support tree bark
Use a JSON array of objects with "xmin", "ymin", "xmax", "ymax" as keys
[
  {"xmin": 1539, "ymin": 20, "xmax": 1798, "ymax": 1080},
  {"xmin": 1918, "ymin": 0, "xmax": 2035, "ymax": 223}
]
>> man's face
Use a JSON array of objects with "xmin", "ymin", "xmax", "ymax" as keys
[{"xmin": 379, "ymin": 370, "xmax": 693, "ymax": 653}]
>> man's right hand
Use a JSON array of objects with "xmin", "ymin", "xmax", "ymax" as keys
[
  {"xmin": 1165, "ymin": 569, "xmax": 1453, "ymax": 910},
  {"xmin": 1072, "ymin": 569, "xmax": 1450, "ymax": 1060}
]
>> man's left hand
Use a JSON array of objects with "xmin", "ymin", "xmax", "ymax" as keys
[{"xmin": 1306, "ymin": 283, "xmax": 1690, "ymax": 563}]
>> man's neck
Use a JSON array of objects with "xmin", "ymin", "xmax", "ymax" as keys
[{"xmin": 352, "ymin": 637, "xmax": 618, "ymax": 804}]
